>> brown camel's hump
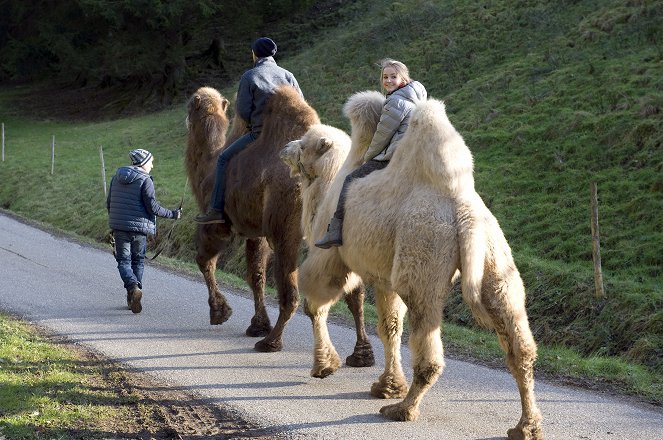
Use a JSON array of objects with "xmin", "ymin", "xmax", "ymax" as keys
[{"xmin": 258, "ymin": 86, "xmax": 320, "ymax": 152}]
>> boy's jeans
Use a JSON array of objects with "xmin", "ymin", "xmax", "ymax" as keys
[{"xmin": 113, "ymin": 230, "xmax": 147, "ymax": 291}]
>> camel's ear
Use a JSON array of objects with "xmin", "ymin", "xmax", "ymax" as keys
[
  {"xmin": 315, "ymin": 137, "xmax": 333, "ymax": 155},
  {"xmin": 220, "ymin": 97, "xmax": 229, "ymax": 113},
  {"xmin": 193, "ymin": 95, "xmax": 201, "ymax": 108}
]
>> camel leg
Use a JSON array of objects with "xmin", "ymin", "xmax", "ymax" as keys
[
  {"xmin": 371, "ymin": 288, "xmax": 408, "ymax": 399},
  {"xmin": 254, "ymin": 240, "xmax": 299, "ymax": 353},
  {"xmin": 195, "ymin": 227, "xmax": 232, "ymax": 325},
  {"xmin": 306, "ymin": 298, "xmax": 341, "ymax": 378},
  {"xmin": 244, "ymin": 238, "xmax": 272, "ymax": 337},
  {"xmin": 501, "ymin": 324, "xmax": 543, "ymax": 440},
  {"xmin": 344, "ymin": 285, "xmax": 375, "ymax": 367},
  {"xmin": 380, "ymin": 289, "xmax": 445, "ymax": 421},
  {"xmin": 487, "ymin": 300, "xmax": 542, "ymax": 439},
  {"xmin": 299, "ymin": 257, "xmax": 347, "ymax": 378}
]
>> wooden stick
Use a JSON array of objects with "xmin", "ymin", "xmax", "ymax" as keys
[
  {"xmin": 590, "ymin": 182, "xmax": 605, "ymax": 298},
  {"xmin": 99, "ymin": 145, "xmax": 107, "ymax": 197},
  {"xmin": 1, "ymin": 123, "xmax": 4, "ymax": 162},
  {"xmin": 51, "ymin": 135, "xmax": 55, "ymax": 175}
]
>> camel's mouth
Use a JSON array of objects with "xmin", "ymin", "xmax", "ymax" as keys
[
  {"xmin": 281, "ymin": 141, "xmax": 317, "ymax": 185},
  {"xmin": 280, "ymin": 141, "xmax": 306, "ymax": 180}
]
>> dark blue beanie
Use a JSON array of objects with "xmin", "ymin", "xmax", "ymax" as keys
[{"xmin": 252, "ymin": 37, "xmax": 277, "ymax": 58}]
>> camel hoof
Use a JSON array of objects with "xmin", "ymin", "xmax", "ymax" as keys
[
  {"xmin": 379, "ymin": 402, "xmax": 419, "ymax": 421},
  {"xmin": 246, "ymin": 322, "xmax": 272, "ymax": 337},
  {"xmin": 254, "ymin": 338, "xmax": 282, "ymax": 353},
  {"xmin": 311, "ymin": 365, "xmax": 337, "ymax": 379},
  {"xmin": 346, "ymin": 342, "xmax": 375, "ymax": 367},
  {"xmin": 311, "ymin": 353, "xmax": 341, "ymax": 378},
  {"xmin": 370, "ymin": 374, "xmax": 409, "ymax": 399},
  {"xmin": 507, "ymin": 422, "xmax": 544, "ymax": 440},
  {"xmin": 210, "ymin": 303, "xmax": 232, "ymax": 325}
]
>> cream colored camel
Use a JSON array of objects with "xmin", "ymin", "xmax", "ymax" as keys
[{"xmin": 280, "ymin": 91, "xmax": 543, "ymax": 439}]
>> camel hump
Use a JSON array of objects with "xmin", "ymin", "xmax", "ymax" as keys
[
  {"xmin": 390, "ymin": 98, "xmax": 476, "ymax": 198},
  {"xmin": 270, "ymin": 85, "xmax": 306, "ymax": 107},
  {"xmin": 342, "ymin": 90, "xmax": 384, "ymax": 124},
  {"xmin": 342, "ymin": 91, "xmax": 385, "ymax": 152},
  {"xmin": 261, "ymin": 86, "xmax": 320, "ymax": 139},
  {"xmin": 267, "ymin": 85, "xmax": 313, "ymax": 116}
]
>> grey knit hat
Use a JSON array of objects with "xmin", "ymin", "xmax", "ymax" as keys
[
  {"xmin": 129, "ymin": 149, "xmax": 153, "ymax": 167},
  {"xmin": 251, "ymin": 37, "xmax": 277, "ymax": 58}
]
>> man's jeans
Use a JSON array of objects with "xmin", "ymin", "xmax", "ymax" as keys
[
  {"xmin": 210, "ymin": 131, "xmax": 258, "ymax": 212},
  {"xmin": 113, "ymin": 230, "xmax": 147, "ymax": 291}
]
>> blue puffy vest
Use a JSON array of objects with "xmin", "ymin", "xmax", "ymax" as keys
[{"xmin": 107, "ymin": 166, "xmax": 156, "ymax": 235}]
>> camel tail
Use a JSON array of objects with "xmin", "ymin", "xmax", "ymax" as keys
[{"xmin": 456, "ymin": 194, "xmax": 492, "ymax": 329}]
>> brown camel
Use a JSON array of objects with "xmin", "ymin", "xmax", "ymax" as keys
[
  {"xmin": 184, "ymin": 85, "xmax": 375, "ymax": 363},
  {"xmin": 280, "ymin": 91, "xmax": 542, "ymax": 439}
]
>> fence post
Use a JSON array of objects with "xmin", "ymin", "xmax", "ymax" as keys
[
  {"xmin": 99, "ymin": 145, "xmax": 107, "ymax": 197},
  {"xmin": 2, "ymin": 122, "xmax": 4, "ymax": 162},
  {"xmin": 51, "ymin": 135, "xmax": 55, "ymax": 175},
  {"xmin": 590, "ymin": 182, "xmax": 605, "ymax": 298}
]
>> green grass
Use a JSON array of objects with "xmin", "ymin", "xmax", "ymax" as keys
[
  {"xmin": 0, "ymin": 0, "xmax": 661, "ymax": 405},
  {"xmin": 0, "ymin": 313, "xmax": 134, "ymax": 439}
]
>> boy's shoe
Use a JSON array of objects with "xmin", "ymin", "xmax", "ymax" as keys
[
  {"xmin": 195, "ymin": 209, "xmax": 226, "ymax": 224},
  {"xmin": 128, "ymin": 286, "xmax": 142, "ymax": 314}
]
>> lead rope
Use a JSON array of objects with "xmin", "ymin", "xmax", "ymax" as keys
[{"xmin": 150, "ymin": 177, "xmax": 188, "ymax": 261}]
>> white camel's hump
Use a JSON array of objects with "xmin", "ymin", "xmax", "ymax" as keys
[{"xmin": 389, "ymin": 97, "xmax": 476, "ymax": 198}]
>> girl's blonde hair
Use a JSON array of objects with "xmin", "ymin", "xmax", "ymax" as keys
[{"xmin": 379, "ymin": 58, "xmax": 411, "ymax": 93}]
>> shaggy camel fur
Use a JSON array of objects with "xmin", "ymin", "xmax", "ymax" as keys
[
  {"xmin": 184, "ymin": 86, "xmax": 375, "ymax": 363},
  {"xmin": 280, "ymin": 91, "xmax": 543, "ymax": 439}
]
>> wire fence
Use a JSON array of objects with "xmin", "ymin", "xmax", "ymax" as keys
[{"xmin": 1, "ymin": 123, "xmax": 109, "ymax": 199}]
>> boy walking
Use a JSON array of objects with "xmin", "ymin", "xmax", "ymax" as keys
[{"xmin": 107, "ymin": 149, "xmax": 181, "ymax": 313}]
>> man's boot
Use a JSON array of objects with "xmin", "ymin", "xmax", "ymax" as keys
[
  {"xmin": 315, "ymin": 216, "xmax": 343, "ymax": 249},
  {"xmin": 195, "ymin": 209, "xmax": 226, "ymax": 224}
]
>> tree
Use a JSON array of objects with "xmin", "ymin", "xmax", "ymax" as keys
[{"xmin": 0, "ymin": 0, "xmax": 316, "ymax": 105}]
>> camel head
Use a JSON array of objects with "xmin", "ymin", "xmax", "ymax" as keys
[
  {"xmin": 184, "ymin": 87, "xmax": 231, "ymax": 211},
  {"xmin": 280, "ymin": 124, "xmax": 351, "ymax": 187},
  {"xmin": 185, "ymin": 86, "xmax": 229, "ymax": 131}
]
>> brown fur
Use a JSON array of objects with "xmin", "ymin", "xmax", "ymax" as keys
[
  {"xmin": 280, "ymin": 92, "xmax": 543, "ymax": 439},
  {"xmin": 185, "ymin": 86, "xmax": 375, "ymax": 362}
]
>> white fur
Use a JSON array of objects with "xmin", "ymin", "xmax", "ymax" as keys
[{"xmin": 280, "ymin": 92, "xmax": 542, "ymax": 439}]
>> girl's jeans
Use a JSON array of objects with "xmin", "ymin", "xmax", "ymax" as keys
[
  {"xmin": 333, "ymin": 159, "xmax": 388, "ymax": 220},
  {"xmin": 113, "ymin": 230, "xmax": 147, "ymax": 291}
]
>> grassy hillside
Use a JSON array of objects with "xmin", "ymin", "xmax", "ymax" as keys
[
  {"xmin": 0, "ymin": 0, "xmax": 661, "ymax": 389},
  {"xmin": 281, "ymin": 0, "xmax": 663, "ymax": 373}
]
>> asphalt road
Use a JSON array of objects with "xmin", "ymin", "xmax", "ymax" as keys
[{"xmin": 0, "ymin": 212, "xmax": 661, "ymax": 439}]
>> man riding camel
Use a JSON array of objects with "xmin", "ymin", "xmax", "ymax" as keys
[{"xmin": 195, "ymin": 37, "xmax": 303, "ymax": 224}]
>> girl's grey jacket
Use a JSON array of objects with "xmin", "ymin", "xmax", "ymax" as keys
[
  {"xmin": 107, "ymin": 166, "xmax": 178, "ymax": 236},
  {"xmin": 363, "ymin": 80, "xmax": 428, "ymax": 163}
]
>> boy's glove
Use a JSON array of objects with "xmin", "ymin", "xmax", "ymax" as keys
[{"xmin": 174, "ymin": 208, "xmax": 182, "ymax": 219}]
